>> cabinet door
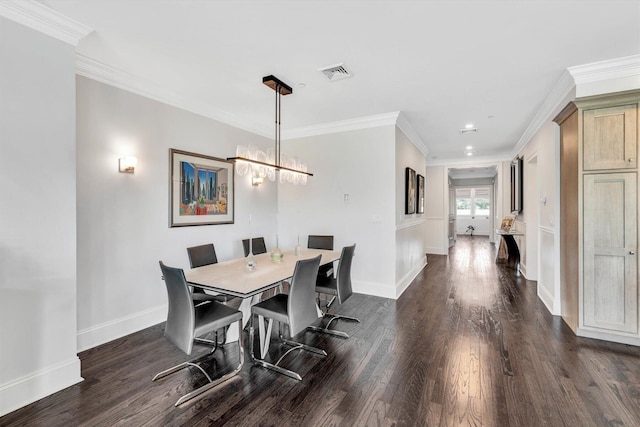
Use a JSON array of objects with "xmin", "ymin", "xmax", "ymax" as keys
[
  {"xmin": 583, "ymin": 173, "xmax": 637, "ymax": 333},
  {"xmin": 583, "ymin": 104, "xmax": 637, "ymax": 171}
]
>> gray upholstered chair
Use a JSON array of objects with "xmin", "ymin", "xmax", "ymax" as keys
[
  {"xmin": 249, "ymin": 255, "xmax": 326, "ymax": 380},
  {"xmin": 187, "ymin": 244, "xmax": 235, "ymax": 304},
  {"xmin": 242, "ymin": 237, "xmax": 267, "ymax": 257},
  {"xmin": 154, "ymin": 261, "xmax": 244, "ymax": 406},
  {"xmin": 308, "ymin": 244, "xmax": 360, "ymax": 338},
  {"xmin": 307, "ymin": 234, "xmax": 334, "ymax": 280}
]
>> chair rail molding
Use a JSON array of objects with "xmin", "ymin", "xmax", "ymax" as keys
[{"xmin": 396, "ymin": 219, "xmax": 426, "ymax": 230}]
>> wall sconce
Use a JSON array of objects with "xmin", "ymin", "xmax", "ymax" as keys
[
  {"xmin": 119, "ymin": 156, "xmax": 137, "ymax": 173},
  {"xmin": 252, "ymin": 176, "xmax": 263, "ymax": 187}
]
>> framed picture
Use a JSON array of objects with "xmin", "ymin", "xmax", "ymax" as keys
[
  {"xmin": 169, "ymin": 148, "xmax": 234, "ymax": 227},
  {"xmin": 416, "ymin": 174, "xmax": 425, "ymax": 214},
  {"xmin": 510, "ymin": 156, "xmax": 523, "ymax": 213},
  {"xmin": 405, "ymin": 167, "xmax": 416, "ymax": 214}
]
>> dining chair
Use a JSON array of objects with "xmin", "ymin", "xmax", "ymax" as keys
[
  {"xmin": 186, "ymin": 243, "xmax": 235, "ymax": 304},
  {"xmin": 308, "ymin": 244, "xmax": 360, "ymax": 339},
  {"xmin": 307, "ymin": 234, "xmax": 334, "ymax": 280},
  {"xmin": 187, "ymin": 244, "xmax": 236, "ymax": 345},
  {"xmin": 242, "ymin": 237, "xmax": 267, "ymax": 257},
  {"xmin": 249, "ymin": 255, "xmax": 326, "ymax": 380},
  {"xmin": 154, "ymin": 261, "xmax": 244, "ymax": 406}
]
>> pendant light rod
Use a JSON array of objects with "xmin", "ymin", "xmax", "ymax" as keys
[{"xmin": 227, "ymin": 75, "xmax": 313, "ymax": 180}]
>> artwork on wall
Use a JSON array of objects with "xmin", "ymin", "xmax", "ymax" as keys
[
  {"xmin": 510, "ymin": 156, "xmax": 523, "ymax": 213},
  {"xmin": 416, "ymin": 174, "xmax": 425, "ymax": 214},
  {"xmin": 405, "ymin": 167, "xmax": 416, "ymax": 214},
  {"xmin": 169, "ymin": 148, "xmax": 234, "ymax": 227}
]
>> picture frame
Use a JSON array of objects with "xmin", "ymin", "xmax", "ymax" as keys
[
  {"xmin": 416, "ymin": 174, "xmax": 425, "ymax": 214},
  {"xmin": 510, "ymin": 156, "xmax": 523, "ymax": 213},
  {"xmin": 169, "ymin": 148, "xmax": 234, "ymax": 227},
  {"xmin": 405, "ymin": 167, "xmax": 416, "ymax": 214}
]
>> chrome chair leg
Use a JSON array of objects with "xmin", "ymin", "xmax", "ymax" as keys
[
  {"xmin": 308, "ymin": 301, "xmax": 360, "ymax": 338},
  {"xmin": 152, "ymin": 320, "xmax": 244, "ymax": 406},
  {"xmin": 249, "ymin": 315, "xmax": 325, "ymax": 381}
]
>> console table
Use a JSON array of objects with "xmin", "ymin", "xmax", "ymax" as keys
[{"xmin": 495, "ymin": 230, "xmax": 523, "ymax": 273}]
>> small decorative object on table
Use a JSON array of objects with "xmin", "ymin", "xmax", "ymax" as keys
[
  {"xmin": 270, "ymin": 247, "xmax": 283, "ymax": 263},
  {"xmin": 294, "ymin": 233, "xmax": 302, "ymax": 256},
  {"xmin": 246, "ymin": 236, "xmax": 257, "ymax": 271},
  {"xmin": 500, "ymin": 215, "xmax": 515, "ymax": 233}
]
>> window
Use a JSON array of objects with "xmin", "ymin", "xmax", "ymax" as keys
[{"xmin": 455, "ymin": 187, "xmax": 491, "ymax": 217}]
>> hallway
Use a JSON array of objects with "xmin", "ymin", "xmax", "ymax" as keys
[{"xmin": 2, "ymin": 236, "xmax": 640, "ymax": 426}]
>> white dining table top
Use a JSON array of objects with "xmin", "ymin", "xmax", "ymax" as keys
[{"xmin": 185, "ymin": 248, "xmax": 341, "ymax": 298}]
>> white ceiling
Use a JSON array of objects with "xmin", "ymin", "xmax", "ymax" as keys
[{"xmin": 39, "ymin": 0, "xmax": 640, "ymax": 162}]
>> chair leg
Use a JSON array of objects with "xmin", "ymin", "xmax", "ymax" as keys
[
  {"xmin": 249, "ymin": 315, "xmax": 325, "ymax": 381},
  {"xmin": 153, "ymin": 320, "xmax": 244, "ymax": 406},
  {"xmin": 308, "ymin": 308, "xmax": 361, "ymax": 339}
]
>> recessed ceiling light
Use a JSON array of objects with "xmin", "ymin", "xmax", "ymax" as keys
[
  {"xmin": 466, "ymin": 152, "xmax": 473, "ymax": 156},
  {"xmin": 465, "ymin": 123, "xmax": 474, "ymax": 129},
  {"xmin": 466, "ymin": 145, "xmax": 473, "ymax": 150},
  {"xmin": 297, "ymin": 82, "xmax": 306, "ymax": 88}
]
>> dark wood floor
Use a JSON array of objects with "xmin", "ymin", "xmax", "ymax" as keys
[{"xmin": 3, "ymin": 235, "xmax": 640, "ymax": 426}]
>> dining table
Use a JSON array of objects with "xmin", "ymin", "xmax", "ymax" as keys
[{"xmin": 185, "ymin": 248, "xmax": 342, "ymax": 345}]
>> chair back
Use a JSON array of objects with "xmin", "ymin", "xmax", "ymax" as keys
[
  {"xmin": 336, "ymin": 244, "xmax": 356, "ymax": 304},
  {"xmin": 159, "ymin": 261, "xmax": 196, "ymax": 354},
  {"xmin": 187, "ymin": 243, "xmax": 218, "ymax": 268},
  {"xmin": 242, "ymin": 237, "xmax": 267, "ymax": 257},
  {"xmin": 287, "ymin": 255, "xmax": 321, "ymax": 336},
  {"xmin": 307, "ymin": 235, "xmax": 334, "ymax": 250}
]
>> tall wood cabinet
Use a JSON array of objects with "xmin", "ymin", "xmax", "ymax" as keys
[{"xmin": 555, "ymin": 90, "xmax": 640, "ymax": 345}]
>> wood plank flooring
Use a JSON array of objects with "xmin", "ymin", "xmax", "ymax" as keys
[{"xmin": 3, "ymin": 235, "xmax": 640, "ymax": 426}]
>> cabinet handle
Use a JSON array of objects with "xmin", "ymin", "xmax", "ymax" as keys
[
  {"xmin": 630, "ymin": 251, "xmax": 636, "ymax": 255},
  {"xmin": 629, "ymin": 158, "xmax": 635, "ymax": 162}
]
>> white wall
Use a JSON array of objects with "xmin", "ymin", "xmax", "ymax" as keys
[
  {"xmin": 278, "ymin": 126, "xmax": 397, "ymax": 298},
  {"xmin": 424, "ymin": 165, "xmax": 447, "ymax": 255},
  {"xmin": 513, "ymin": 121, "xmax": 558, "ymax": 313},
  {"xmin": 0, "ymin": 17, "xmax": 82, "ymax": 416},
  {"xmin": 395, "ymin": 128, "xmax": 427, "ymax": 297},
  {"xmin": 75, "ymin": 76, "xmax": 276, "ymax": 350}
]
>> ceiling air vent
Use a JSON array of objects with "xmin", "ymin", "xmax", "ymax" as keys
[
  {"xmin": 318, "ymin": 63, "xmax": 352, "ymax": 81},
  {"xmin": 459, "ymin": 127, "xmax": 478, "ymax": 134}
]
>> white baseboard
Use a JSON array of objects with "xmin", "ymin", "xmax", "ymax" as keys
[
  {"xmin": 77, "ymin": 304, "xmax": 167, "ymax": 352},
  {"xmin": 577, "ymin": 327, "xmax": 640, "ymax": 347},
  {"xmin": 395, "ymin": 256, "xmax": 427, "ymax": 298},
  {"xmin": 0, "ymin": 357, "xmax": 82, "ymax": 417},
  {"xmin": 352, "ymin": 279, "xmax": 396, "ymax": 300},
  {"xmin": 425, "ymin": 246, "xmax": 447, "ymax": 255},
  {"xmin": 537, "ymin": 284, "xmax": 555, "ymax": 315}
]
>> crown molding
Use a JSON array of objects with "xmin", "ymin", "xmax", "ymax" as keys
[
  {"xmin": 426, "ymin": 153, "xmax": 512, "ymax": 167},
  {"xmin": 396, "ymin": 112, "xmax": 430, "ymax": 158},
  {"xmin": 283, "ymin": 111, "xmax": 400, "ymax": 140},
  {"xmin": 510, "ymin": 69, "xmax": 575, "ymax": 158},
  {"xmin": 568, "ymin": 54, "xmax": 640, "ymax": 85},
  {"xmin": 283, "ymin": 111, "xmax": 430, "ymax": 158},
  {"xmin": 75, "ymin": 54, "xmax": 271, "ymax": 138},
  {"xmin": 0, "ymin": 0, "xmax": 92, "ymax": 46}
]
